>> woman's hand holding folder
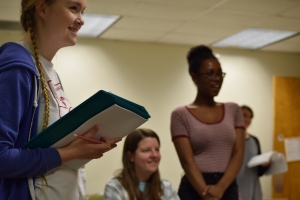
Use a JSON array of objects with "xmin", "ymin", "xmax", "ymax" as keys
[{"xmin": 57, "ymin": 125, "xmax": 122, "ymax": 162}]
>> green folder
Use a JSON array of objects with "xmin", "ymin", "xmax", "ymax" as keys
[{"xmin": 25, "ymin": 90, "xmax": 150, "ymax": 149}]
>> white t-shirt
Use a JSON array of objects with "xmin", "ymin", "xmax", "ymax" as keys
[{"xmin": 18, "ymin": 41, "xmax": 86, "ymax": 200}]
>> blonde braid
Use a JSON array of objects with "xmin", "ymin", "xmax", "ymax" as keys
[
  {"xmin": 26, "ymin": 15, "xmax": 50, "ymax": 187},
  {"xmin": 27, "ymin": 16, "xmax": 50, "ymax": 130}
]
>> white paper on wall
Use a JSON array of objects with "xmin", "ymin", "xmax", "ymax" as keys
[{"xmin": 284, "ymin": 137, "xmax": 300, "ymax": 162}]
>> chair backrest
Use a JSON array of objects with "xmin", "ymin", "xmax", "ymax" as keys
[{"xmin": 88, "ymin": 193, "xmax": 103, "ymax": 200}]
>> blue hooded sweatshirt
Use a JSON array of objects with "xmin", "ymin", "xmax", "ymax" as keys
[{"xmin": 0, "ymin": 42, "xmax": 61, "ymax": 200}]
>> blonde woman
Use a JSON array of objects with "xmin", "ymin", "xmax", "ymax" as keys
[{"xmin": 0, "ymin": 0, "xmax": 121, "ymax": 199}]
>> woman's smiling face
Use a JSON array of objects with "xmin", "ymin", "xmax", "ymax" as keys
[
  {"xmin": 129, "ymin": 137, "xmax": 161, "ymax": 181},
  {"xmin": 41, "ymin": 0, "xmax": 86, "ymax": 47},
  {"xmin": 192, "ymin": 58, "xmax": 224, "ymax": 97}
]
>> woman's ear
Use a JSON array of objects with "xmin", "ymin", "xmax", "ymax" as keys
[
  {"xmin": 127, "ymin": 151, "xmax": 134, "ymax": 162},
  {"xmin": 190, "ymin": 73, "xmax": 198, "ymax": 83},
  {"xmin": 35, "ymin": 1, "xmax": 47, "ymax": 20}
]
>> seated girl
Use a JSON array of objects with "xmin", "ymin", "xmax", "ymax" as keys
[{"xmin": 104, "ymin": 128, "xmax": 180, "ymax": 200}]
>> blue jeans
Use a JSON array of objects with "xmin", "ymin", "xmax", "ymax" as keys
[{"xmin": 178, "ymin": 173, "xmax": 238, "ymax": 200}]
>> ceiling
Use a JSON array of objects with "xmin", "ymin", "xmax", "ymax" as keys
[{"xmin": 1, "ymin": 0, "xmax": 300, "ymax": 53}]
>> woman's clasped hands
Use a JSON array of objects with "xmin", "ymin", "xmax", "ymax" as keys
[
  {"xmin": 202, "ymin": 184, "xmax": 225, "ymax": 200},
  {"xmin": 57, "ymin": 125, "xmax": 122, "ymax": 162}
]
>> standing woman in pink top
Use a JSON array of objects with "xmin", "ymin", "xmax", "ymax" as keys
[{"xmin": 170, "ymin": 45, "xmax": 245, "ymax": 200}]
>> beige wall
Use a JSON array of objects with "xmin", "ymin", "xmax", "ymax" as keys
[{"xmin": 1, "ymin": 33, "xmax": 300, "ymax": 198}]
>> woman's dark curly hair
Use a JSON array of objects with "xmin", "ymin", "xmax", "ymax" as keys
[{"xmin": 187, "ymin": 45, "xmax": 217, "ymax": 75}]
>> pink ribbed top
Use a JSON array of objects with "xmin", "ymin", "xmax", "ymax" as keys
[{"xmin": 171, "ymin": 102, "xmax": 245, "ymax": 173}]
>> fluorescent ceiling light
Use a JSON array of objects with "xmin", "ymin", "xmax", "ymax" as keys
[
  {"xmin": 78, "ymin": 14, "xmax": 120, "ymax": 38},
  {"xmin": 212, "ymin": 28, "xmax": 298, "ymax": 50}
]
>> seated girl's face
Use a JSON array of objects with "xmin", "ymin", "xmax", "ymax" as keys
[{"xmin": 130, "ymin": 137, "xmax": 161, "ymax": 177}]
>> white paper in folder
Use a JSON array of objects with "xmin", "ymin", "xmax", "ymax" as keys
[
  {"xmin": 51, "ymin": 104, "xmax": 148, "ymax": 170},
  {"xmin": 247, "ymin": 151, "xmax": 288, "ymax": 175}
]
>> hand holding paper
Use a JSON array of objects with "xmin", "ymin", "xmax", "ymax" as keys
[
  {"xmin": 26, "ymin": 90, "xmax": 150, "ymax": 170},
  {"xmin": 57, "ymin": 125, "xmax": 122, "ymax": 162},
  {"xmin": 247, "ymin": 151, "xmax": 288, "ymax": 175}
]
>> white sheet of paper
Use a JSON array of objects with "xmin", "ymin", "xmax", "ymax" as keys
[
  {"xmin": 51, "ymin": 104, "xmax": 148, "ymax": 170},
  {"xmin": 284, "ymin": 137, "xmax": 300, "ymax": 162},
  {"xmin": 247, "ymin": 151, "xmax": 288, "ymax": 175},
  {"xmin": 247, "ymin": 151, "xmax": 274, "ymax": 168}
]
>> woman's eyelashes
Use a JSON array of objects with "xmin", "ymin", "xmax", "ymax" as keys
[
  {"xmin": 69, "ymin": 6, "xmax": 84, "ymax": 14},
  {"xmin": 141, "ymin": 148, "xmax": 160, "ymax": 153},
  {"xmin": 70, "ymin": 6, "xmax": 77, "ymax": 12}
]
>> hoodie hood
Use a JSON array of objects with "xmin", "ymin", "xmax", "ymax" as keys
[{"xmin": 0, "ymin": 42, "xmax": 38, "ymax": 76}]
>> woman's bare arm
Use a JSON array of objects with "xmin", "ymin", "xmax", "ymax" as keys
[{"xmin": 173, "ymin": 137, "xmax": 208, "ymax": 197}]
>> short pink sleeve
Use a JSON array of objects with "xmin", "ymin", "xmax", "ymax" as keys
[
  {"xmin": 170, "ymin": 107, "xmax": 189, "ymax": 140},
  {"xmin": 234, "ymin": 104, "xmax": 245, "ymax": 129}
]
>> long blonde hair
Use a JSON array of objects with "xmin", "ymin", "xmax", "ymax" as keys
[
  {"xmin": 20, "ymin": 0, "xmax": 55, "ymax": 130},
  {"xmin": 20, "ymin": 0, "xmax": 56, "ymax": 186},
  {"xmin": 117, "ymin": 128, "xmax": 163, "ymax": 200}
]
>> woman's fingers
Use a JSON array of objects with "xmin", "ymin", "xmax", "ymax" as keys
[
  {"xmin": 69, "ymin": 126, "xmax": 123, "ymax": 159},
  {"xmin": 101, "ymin": 136, "xmax": 122, "ymax": 145},
  {"xmin": 101, "ymin": 143, "xmax": 118, "ymax": 154},
  {"xmin": 206, "ymin": 185, "xmax": 223, "ymax": 200},
  {"xmin": 83, "ymin": 125, "xmax": 99, "ymax": 137},
  {"xmin": 82, "ymin": 125, "xmax": 122, "ymax": 145},
  {"xmin": 95, "ymin": 153, "xmax": 103, "ymax": 159},
  {"xmin": 93, "ymin": 137, "xmax": 121, "ymax": 154}
]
